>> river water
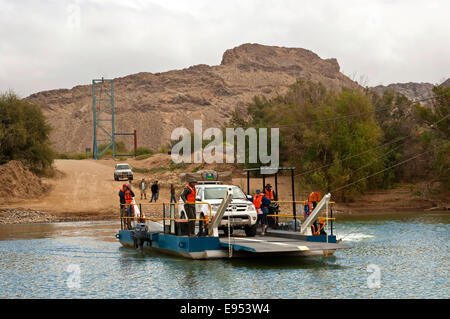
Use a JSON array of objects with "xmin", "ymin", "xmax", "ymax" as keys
[{"xmin": 0, "ymin": 212, "xmax": 448, "ymax": 299}]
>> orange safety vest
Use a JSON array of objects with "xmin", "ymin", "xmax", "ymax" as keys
[
  {"xmin": 308, "ymin": 191, "xmax": 321, "ymax": 202},
  {"xmin": 265, "ymin": 189, "xmax": 274, "ymax": 200},
  {"xmin": 253, "ymin": 194, "xmax": 263, "ymax": 209},
  {"xmin": 186, "ymin": 185, "xmax": 197, "ymax": 203},
  {"xmin": 312, "ymin": 219, "xmax": 326, "ymax": 236},
  {"xmin": 124, "ymin": 189, "xmax": 133, "ymax": 204}
]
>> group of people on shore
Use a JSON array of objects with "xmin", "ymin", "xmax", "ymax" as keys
[{"xmin": 136, "ymin": 179, "xmax": 177, "ymax": 203}]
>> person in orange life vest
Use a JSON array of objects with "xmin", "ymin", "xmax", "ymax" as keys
[
  {"xmin": 312, "ymin": 218, "xmax": 327, "ymax": 236},
  {"xmin": 304, "ymin": 199, "xmax": 321, "ymax": 235},
  {"xmin": 252, "ymin": 189, "xmax": 271, "ymax": 235},
  {"xmin": 308, "ymin": 191, "xmax": 321, "ymax": 210},
  {"xmin": 119, "ymin": 184, "xmax": 135, "ymax": 230},
  {"xmin": 180, "ymin": 178, "xmax": 197, "ymax": 236},
  {"xmin": 253, "ymin": 190, "xmax": 264, "ymax": 233},
  {"xmin": 264, "ymin": 184, "xmax": 276, "ymax": 200},
  {"xmin": 265, "ymin": 184, "xmax": 280, "ymax": 228}
]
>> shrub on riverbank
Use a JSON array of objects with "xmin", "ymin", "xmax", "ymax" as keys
[{"xmin": 0, "ymin": 92, "xmax": 55, "ymax": 175}]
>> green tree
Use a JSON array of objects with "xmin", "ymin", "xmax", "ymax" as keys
[
  {"xmin": 229, "ymin": 80, "xmax": 388, "ymax": 201},
  {"xmin": 0, "ymin": 92, "xmax": 55, "ymax": 174},
  {"xmin": 370, "ymin": 89, "xmax": 416, "ymax": 186},
  {"xmin": 414, "ymin": 85, "xmax": 450, "ymax": 188}
]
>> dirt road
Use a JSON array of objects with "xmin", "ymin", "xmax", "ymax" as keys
[{"xmin": 2, "ymin": 160, "xmax": 123, "ymax": 220}]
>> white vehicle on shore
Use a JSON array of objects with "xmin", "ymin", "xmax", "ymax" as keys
[
  {"xmin": 178, "ymin": 182, "xmax": 258, "ymax": 237},
  {"xmin": 114, "ymin": 163, "xmax": 133, "ymax": 181}
]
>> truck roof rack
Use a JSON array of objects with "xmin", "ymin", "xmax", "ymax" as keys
[{"xmin": 196, "ymin": 181, "xmax": 223, "ymax": 185}]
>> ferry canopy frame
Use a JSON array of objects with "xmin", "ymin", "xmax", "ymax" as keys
[{"xmin": 243, "ymin": 167, "xmax": 297, "ymax": 221}]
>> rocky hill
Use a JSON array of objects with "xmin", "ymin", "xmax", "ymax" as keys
[
  {"xmin": 441, "ymin": 78, "xmax": 450, "ymax": 88},
  {"xmin": 371, "ymin": 78, "xmax": 449, "ymax": 102},
  {"xmin": 26, "ymin": 43, "xmax": 359, "ymax": 153}
]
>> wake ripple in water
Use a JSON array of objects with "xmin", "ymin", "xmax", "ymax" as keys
[{"xmin": 338, "ymin": 233, "xmax": 374, "ymax": 241}]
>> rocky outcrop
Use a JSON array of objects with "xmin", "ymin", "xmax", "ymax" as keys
[
  {"xmin": 371, "ymin": 78, "xmax": 449, "ymax": 102},
  {"xmin": 441, "ymin": 78, "xmax": 450, "ymax": 88},
  {"xmin": 26, "ymin": 43, "xmax": 360, "ymax": 153},
  {"xmin": 371, "ymin": 82, "xmax": 435, "ymax": 102}
]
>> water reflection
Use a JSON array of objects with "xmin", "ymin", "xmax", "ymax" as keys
[
  {"xmin": 0, "ymin": 223, "xmax": 58, "ymax": 240},
  {"xmin": 226, "ymin": 255, "xmax": 346, "ymax": 271}
]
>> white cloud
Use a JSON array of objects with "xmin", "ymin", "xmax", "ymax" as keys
[{"xmin": 0, "ymin": 0, "xmax": 449, "ymax": 96}]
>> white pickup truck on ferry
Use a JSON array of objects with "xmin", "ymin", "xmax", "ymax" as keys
[{"xmin": 178, "ymin": 182, "xmax": 258, "ymax": 236}]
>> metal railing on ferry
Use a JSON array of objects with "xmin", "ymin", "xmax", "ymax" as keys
[
  {"xmin": 119, "ymin": 202, "xmax": 212, "ymax": 234},
  {"xmin": 266, "ymin": 200, "xmax": 336, "ymax": 235}
]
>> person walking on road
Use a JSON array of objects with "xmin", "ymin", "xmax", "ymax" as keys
[
  {"xmin": 150, "ymin": 181, "xmax": 159, "ymax": 202},
  {"xmin": 139, "ymin": 178, "xmax": 148, "ymax": 200}
]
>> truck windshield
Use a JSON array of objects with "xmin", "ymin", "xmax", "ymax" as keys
[
  {"xmin": 116, "ymin": 165, "xmax": 130, "ymax": 170},
  {"xmin": 204, "ymin": 187, "xmax": 246, "ymax": 200}
]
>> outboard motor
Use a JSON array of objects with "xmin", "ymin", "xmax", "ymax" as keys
[
  {"xmin": 132, "ymin": 223, "xmax": 151, "ymax": 250},
  {"xmin": 288, "ymin": 219, "xmax": 301, "ymax": 232},
  {"xmin": 267, "ymin": 203, "xmax": 280, "ymax": 228}
]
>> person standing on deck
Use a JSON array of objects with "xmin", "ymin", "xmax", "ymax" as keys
[
  {"xmin": 119, "ymin": 184, "xmax": 127, "ymax": 227},
  {"xmin": 252, "ymin": 190, "xmax": 265, "ymax": 235},
  {"xmin": 119, "ymin": 184, "xmax": 135, "ymax": 230},
  {"xmin": 252, "ymin": 190, "xmax": 271, "ymax": 235},
  {"xmin": 304, "ymin": 200, "xmax": 312, "ymax": 219},
  {"xmin": 308, "ymin": 191, "xmax": 321, "ymax": 210},
  {"xmin": 264, "ymin": 184, "xmax": 276, "ymax": 201},
  {"xmin": 265, "ymin": 183, "xmax": 278, "ymax": 228},
  {"xmin": 260, "ymin": 191, "xmax": 271, "ymax": 235},
  {"xmin": 180, "ymin": 178, "xmax": 197, "ymax": 237},
  {"xmin": 139, "ymin": 178, "xmax": 148, "ymax": 200},
  {"xmin": 304, "ymin": 199, "xmax": 319, "ymax": 235}
]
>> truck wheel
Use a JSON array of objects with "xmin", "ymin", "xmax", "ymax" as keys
[
  {"xmin": 114, "ymin": 176, "xmax": 118, "ymax": 181},
  {"xmin": 245, "ymin": 224, "xmax": 257, "ymax": 237}
]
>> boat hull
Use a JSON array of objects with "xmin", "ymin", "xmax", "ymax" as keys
[{"xmin": 117, "ymin": 230, "xmax": 346, "ymax": 259}]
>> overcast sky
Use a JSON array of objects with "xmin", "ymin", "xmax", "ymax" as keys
[{"xmin": 0, "ymin": 0, "xmax": 449, "ymax": 97}]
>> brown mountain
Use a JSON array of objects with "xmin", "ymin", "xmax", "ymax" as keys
[{"xmin": 26, "ymin": 43, "xmax": 360, "ymax": 153}]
